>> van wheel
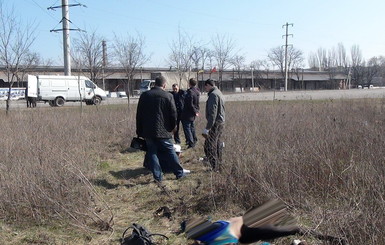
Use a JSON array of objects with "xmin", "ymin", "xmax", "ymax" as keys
[
  {"xmin": 55, "ymin": 97, "xmax": 65, "ymax": 107},
  {"xmin": 48, "ymin": 100, "xmax": 55, "ymax": 107},
  {"xmin": 93, "ymin": 96, "xmax": 102, "ymax": 105}
]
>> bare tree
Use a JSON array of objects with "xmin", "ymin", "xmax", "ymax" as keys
[
  {"xmin": 230, "ymin": 55, "xmax": 246, "ymax": 91},
  {"xmin": 334, "ymin": 43, "xmax": 350, "ymax": 87},
  {"xmin": 307, "ymin": 52, "xmax": 318, "ymax": 70},
  {"xmin": 249, "ymin": 60, "xmax": 265, "ymax": 89},
  {"xmin": 311, "ymin": 47, "xmax": 340, "ymax": 83},
  {"xmin": 112, "ymin": 32, "xmax": 150, "ymax": 108},
  {"xmin": 309, "ymin": 43, "xmax": 351, "ymax": 88},
  {"xmin": 290, "ymin": 48, "xmax": 305, "ymax": 70},
  {"xmin": 350, "ymin": 44, "xmax": 365, "ymax": 85},
  {"xmin": 190, "ymin": 45, "xmax": 203, "ymax": 80},
  {"xmin": 200, "ymin": 48, "xmax": 211, "ymax": 70},
  {"xmin": 317, "ymin": 47, "xmax": 328, "ymax": 71},
  {"xmin": 190, "ymin": 46, "xmax": 202, "ymax": 71},
  {"xmin": 307, "ymin": 47, "xmax": 327, "ymax": 71},
  {"xmin": 250, "ymin": 59, "xmax": 270, "ymax": 81},
  {"xmin": 372, "ymin": 56, "xmax": 385, "ymax": 80},
  {"xmin": 336, "ymin": 42, "xmax": 348, "ymax": 68},
  {"xmin": 364, "ymin": 56, "xmax": 382, "ymax": 85},
  {"xmin": 327, "ymin": 47, "xmax": 338, "ymax": 68},
  {"xmin": 206, "ymin": 49, "xmax": 216, "ymax": 79},
  {"xmin": 211, "ymin": 33, "xmax": 236, "ymax": 87},
  {"xmin": 268, "ymin": 46, "xmax": 285, "ymax": 75},
  {"xmin": 351, "ymin": 44, "xmax": 363, "ymax": 68},
  {"xmin": 0, "ymin": 2, "xmax": 38, "ymax": 114},
  {"xmin": 187, "ymin": 45, "xmax": 213, "ymax": 83},
  {"xmin": 72, "ymin": 30, "xmax": 105, "ymax": 83},
  {"xmin": 168, "ymin": 28, "xmax": 195, "ymax": 86},
  {"xmin": 308, "ymin": 47, "xmax": 336, "ymax": 72},
  {"xmin": 324, "ymin": 47, "xmax": 340, "ymax": 86},
  {"xmin": 268, "ymin": 46, "xmax": 304, "ymax": 78},
  {"xmin": 198, "ymin": 47, "xmax": 211, "ymax": 81}
]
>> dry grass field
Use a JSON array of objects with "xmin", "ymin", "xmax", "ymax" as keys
[{"xmin": 1, "ymin": 97, "xmax": 385, "ymax": 244}]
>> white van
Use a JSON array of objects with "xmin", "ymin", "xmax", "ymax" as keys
[
  {"xmin": 139, "ymin": 79, "xmax": 155, "ymax": 94},
  {"xmin": 27, "ymin": 75, "xmax": 107, "ymax": 107}
]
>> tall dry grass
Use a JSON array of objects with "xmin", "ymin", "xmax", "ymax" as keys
[
  {"xmin": 0, "ymin": 106, "xmax": 134, "ymax": 230},
  {"xmin": 1, "ymin": 99, "xmax": 385, "ymax": 244},
  {"xmin": 204, "ymin": 99, "xmax": 385, "ymax": 244}
]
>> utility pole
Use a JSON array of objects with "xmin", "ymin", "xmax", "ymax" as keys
[
  {"xmin": 251, "ymin": 67, "xmax": 254, "ymax": 91},
  {"xmin": 61, "ymin": 1, "xmax": 70, "ymax": 76},
  {"xmin": 48, "ymin": 0, "xmax": 86, "ymax": 76},
  {"xmin": 102, "ymin": 40, "xmax": 106, "ymax": 91},
  {"xmin": 347, "ymin": 67, "xmax": 352, "ymax": 89},
  {"xmin": 282, "ymin": 22, "xmax": 293, "ymax": 91}
]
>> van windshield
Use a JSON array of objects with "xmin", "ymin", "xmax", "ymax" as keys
[
  {"xmin": 140, "ymin": 80, "xmax": 151, "ymax": 89},
  {"xmin": 85, "ymin": 80, "xmax": 96, "ymax": 89}
]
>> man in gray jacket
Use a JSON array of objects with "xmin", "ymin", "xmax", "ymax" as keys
[
  {"xmin": 202, "ymin": 79, "xmax": 225, "ymax": 170},
  {"xmin": 136, "ymin": 76, "xmax": 187, "ymax": 182}
]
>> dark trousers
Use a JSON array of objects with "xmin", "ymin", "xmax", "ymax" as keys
[
  {"xmin": 145, "ymin": 138, "xmax": 184, "ymax": 181},
  {"xmin": 173, "ymin": 118, "xmax": 182, "ymax": 144},
  {"xmin": 204, "ymin": 122, "xmax": 224, "ymax": 169},
  {"xmin": 238, "ymin": 224, "xmax": 300, "ymax": 243},
  {"xmin": 182, "ymin": 119, "xmax": 197, "ymax": 148}
]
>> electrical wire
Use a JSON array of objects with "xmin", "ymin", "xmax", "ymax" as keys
[
  {"xmin": 47, "ymin": 0, "xmax": 60, "ymax": 11},
  {"xmin": 30, "ymin": 0, "xmax": 59, "ymax": 22}
]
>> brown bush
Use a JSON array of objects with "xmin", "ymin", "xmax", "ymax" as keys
[
  {"xmin": 202, "ymin": 99, "xmax": 385, "ymax": 243},
  {"xmin": 0, "ymin": 106, "xmax": 134, "ymax": 230}
]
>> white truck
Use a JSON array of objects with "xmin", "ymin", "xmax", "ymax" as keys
[{"xmin": 27, "ymin": 75, "xmax": 107, "ymax": 107}]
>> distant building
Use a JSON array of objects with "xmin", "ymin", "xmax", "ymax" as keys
[{"xmin": 0, "ymin": 65, "xmax": 350, "ymax": 92}]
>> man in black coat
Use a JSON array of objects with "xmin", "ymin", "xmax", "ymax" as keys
[
  {"xmin": 170, "ymin": 83, "xmax": 185, "ymax": 144},
  {"xmin": 181, "ymin": 78, "xmax": 200, "ymax": 148},
  {"xmin": 136, "ymin": 76, "xmax": 186, "ymax": 182}
]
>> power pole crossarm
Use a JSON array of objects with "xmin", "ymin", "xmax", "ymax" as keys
[
  {"xmin": 282, "ymin": 22, "xmax": 293, "ymax": 91},
  {"xmin": 47, "ymin": 3, "xmax": 86, "ymax": 10}
]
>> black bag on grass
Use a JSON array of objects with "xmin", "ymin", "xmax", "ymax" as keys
[
  {"xmin": 130, "ymin": 137, "xmax": 147, "ymax": 151},
  {"xmin": 121, "ymin": 223, "xmax": 168, "ymax": 245}
]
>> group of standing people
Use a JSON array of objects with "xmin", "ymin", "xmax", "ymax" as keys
[
  {"xmin": 171, "ymin": 78, "xmax": 200, "ymax": 149},
  {"xmin": 136, "ymin": 75, "xmax": 225, "ymax": 183},
  {"xmin": 135, "ymin": 79, "xmax": 346, "ymax": 244}
]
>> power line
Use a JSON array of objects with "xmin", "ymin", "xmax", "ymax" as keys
[{"xmin": 30, "ymin": 0, "xmax": 60, "ymax": 22}]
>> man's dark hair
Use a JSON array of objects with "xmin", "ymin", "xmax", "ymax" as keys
[
  {"xmin": 155, "ymin": 76, "xmax": 167, "ymax": 87},
  {"xmin": 205, "ymin": 79, "xmax": 215, "ymax": 87},
  {"xmin": 189, "ymin": 78, "xmax": 197, "ymax": 86}
]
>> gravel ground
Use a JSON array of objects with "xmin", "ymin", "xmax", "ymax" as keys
[{"xmin": 2, "ymin": 88, "xmax": 385, "ymax": 110}]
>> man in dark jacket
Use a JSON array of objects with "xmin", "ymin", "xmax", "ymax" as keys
[
  {"xmin": 202, "ymin": 79, "xmax": 225, "ymax": 170},
  {"xmin": 170, "ymin": 83, "xmax": 185, "ymax": 144},
  {"xmin": 136, "ymin": 76, "xmax": 186, "ymax": 182},
  {"xmin": 181, "ymin": 78, "xmax": 200, "ymax": 148}
]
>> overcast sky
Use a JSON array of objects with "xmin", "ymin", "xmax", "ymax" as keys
[{"xmin": 8, "ymin": 0, "xmax": 385, "ymax": 68}]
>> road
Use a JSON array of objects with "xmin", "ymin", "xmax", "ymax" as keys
[
  {"xmin": 221, "ymin": 88, "xmax": 385, "ymax": 101},
  {"xmin": 1, "ymin": 88, "xmax": 385, "ymax": 110}
]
